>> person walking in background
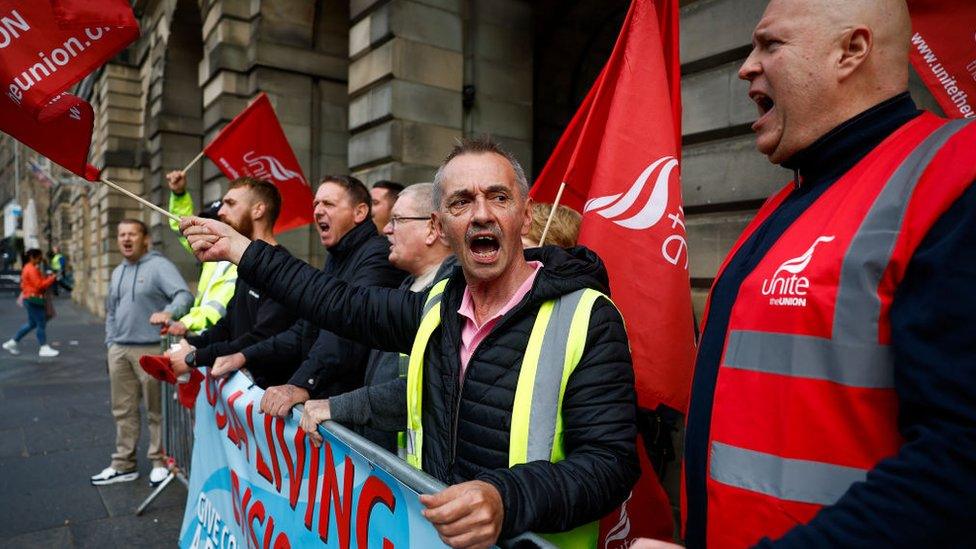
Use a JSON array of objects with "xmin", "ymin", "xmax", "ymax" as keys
[
  {"xmin": 91, "ymin": 219, "xmax": 192, "ymax": 487},
  {"xmin": 3, "ymin": 248, "xmax": 59, "ymax": 357}
]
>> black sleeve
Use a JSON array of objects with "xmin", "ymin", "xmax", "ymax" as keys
[
  {"xmin": 761, "ymin": 182, "xmax": 976, "ymax": 547},
  {"xmin": 330, "ymin": 377, "xmax": 407, "ymax": 432},
  {"xmin": 475, "ymin": 298, "xmax": 641, "ymax": 537},
  {"xmin": 195, "ymin": 292, "xmax": 296, "ymax": 367},
  {"xmin": 187, "ymin": 291, "xmax": 235, "ymax": 348},
  {"xmin": 238, "ymin": 240, "xmax": 424, "ymax": 354},
  {"xmin": 240, "ymin": 320, "xmax": 305, "ymax": 365},
  {"xmin": 286, "ymin": 246, "xmax": 406, "ymax": 396}
]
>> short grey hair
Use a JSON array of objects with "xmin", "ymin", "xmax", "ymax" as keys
[
  {"xmin": 432, "ymin": 136, "xmax": 529, "ymax": 211},
  {"xmin": 397, "ymin": 183, "xmax": 436, "ymax": 217}
]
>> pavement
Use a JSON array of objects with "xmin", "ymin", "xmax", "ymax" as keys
[{"xmin": 0, "ymin": 295, "xmax": 186, "ymax": 547}]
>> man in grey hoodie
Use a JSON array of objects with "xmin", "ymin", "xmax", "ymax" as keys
[{"xmin": 92, "ymin": 218, "xmax": 192, "ymax": 487}]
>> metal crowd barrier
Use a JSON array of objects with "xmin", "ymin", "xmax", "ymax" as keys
[
  {"xmin": 136, "ymin": 334, "xmax": 194, "ymax": 515},
  {"xmin": 134, "ymin": 347, "xmax": 556, "ymax": 548}
]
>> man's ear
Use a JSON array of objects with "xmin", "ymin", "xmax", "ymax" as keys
[
  {"xmin": 353, "ymin": 202, "xmax": 369, "ymax": 224},
  {"xmin": 431, "ymin": 212, "xmax": 450, "ymax": 247},
  {"xmin": 251, "ymin": 201, "xmax": 266, "ymax": 222},
  {"xmin": 837, "ymin": 26, "xmax": 872, "ymax": 81},
  {"xmin": 424, "ymin": 218, "xmax": 438, "ymax": 246},
  {"xmin": 520, "ymin": 197, "xmax": 534, "ymax": 237}
]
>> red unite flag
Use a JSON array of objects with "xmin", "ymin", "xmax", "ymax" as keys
[
  {"xmin": 907, "ymin": 0, "xmax": 976, "ymax": 119},
  {"xmin": 530, "ymin": 0, "xmax": 693, "ymax": 543},
  {"xmin": 0, "ymin": 1, "xmax": 138, "ymax": 121},
  {"xmin": 204, "ymin": 93, "xmax": 315, "ymax": 234}
]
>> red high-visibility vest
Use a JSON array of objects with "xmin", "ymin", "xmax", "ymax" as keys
[{"xmin": 699, "ymin": 113, "xmax": 976, "ymax": 547}]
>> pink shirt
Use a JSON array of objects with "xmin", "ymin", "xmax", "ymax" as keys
[{"xmin": 457, "ymin": 261, "xmax": 543, "ymax": 377}]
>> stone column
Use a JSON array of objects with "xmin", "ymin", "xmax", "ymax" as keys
[
  {"xmin": 348, "ymin": 0, "xmax": 464, "ymax": 186},
  {"xmin": 199, "ymin": 0, "xmax": 349, "ymax": 266}
]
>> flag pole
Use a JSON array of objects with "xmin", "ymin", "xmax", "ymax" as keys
[
  {"xmin": 181, "ymin": 150, "xmax": 206, "ymax": 174},
  {"xmin": 100, "ymin": 177, "xmax": 180, "ymax": 222},
  {"xmin": 537, "ymin": 182, "xmax": 567, "ymax": 247}
]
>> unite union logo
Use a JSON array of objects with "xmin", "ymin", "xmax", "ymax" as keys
[
  {"xmin": 761, "ymin": 235, "xmax": 835, "ymax": 307},
  {"xmin": 242, "ymin": 150, "xmax": 306, "ymax": 184},
  {"xmin": 582, "ymin": 156, "xmax": 689, "ymax": 268}
]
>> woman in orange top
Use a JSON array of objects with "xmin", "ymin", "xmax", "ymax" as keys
[{"xmin": 3, "ymin": 249, "xmax": 59, "ymax": 357}]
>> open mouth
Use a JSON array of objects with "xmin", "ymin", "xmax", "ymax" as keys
[
  {"xmin": 751, "ymin": 91, "xmax": 775, "ymax": 127},
  {"xmin": 317, "ymin": 221, "xmax": 330, "ymax": 234},
  {"xmin": 469, "ymin": 233, "xmax": 500, "ymax": 262}
]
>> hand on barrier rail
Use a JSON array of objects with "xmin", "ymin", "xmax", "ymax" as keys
[
  {"xmin": 166, "ymin": 339, "xmax": 194, "ymax": 377},
  {"xmin": 166, "ymin": 320, "xmax": 188, "ymax": 337},
  {"xmin": 420, "ymin": 480, "xmax": 505, "ymax": 549},
  {"xmin": 260, "ymin": 384, "xmax": 310, "ymax": 418},
  {"xmin": 300, "ymin": 399, "xmax": 331, "ymax": 447},
  {"xmin": 149, "ymin": 311, "xmax": 173, "ymax": 326},
  {"xmin": 211, "ymin": 352, "xmax": 246, "ymax": 378}
]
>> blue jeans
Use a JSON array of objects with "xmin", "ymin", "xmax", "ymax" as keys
[{"xmin": 14, "ymin": 301, "xmax": 47, "ymax": 345}]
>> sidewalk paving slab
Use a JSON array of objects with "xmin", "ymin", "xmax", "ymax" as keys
[{"xmin": 0, "ymin": 296, "xmax": 186, "ymax": 547}]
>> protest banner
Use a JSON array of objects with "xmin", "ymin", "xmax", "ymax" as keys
[
  {"xmin": 203, "ymin": 93, "xmax": 315, "ymax": 234},
  {"xmin": 907, "ymin": 0, "xmax": 976, "ymax": 119},
  {"xmin": 530, "ymin": 0, "xmax": 689, "ymax": 543},
  {"xmin": 180, "ymin": 371, "xmax": 448, "ymax": 549},
  {"xmin": 0, "ymin": 1, "xmax": 138, "ymax": 121}
]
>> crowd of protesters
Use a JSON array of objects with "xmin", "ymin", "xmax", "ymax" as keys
[{"xmin": 9, "ymin": 0, "xmax": 975, "ymax": 546}]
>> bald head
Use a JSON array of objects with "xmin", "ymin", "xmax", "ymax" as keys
[{"xmin": 740, "ymin": 0, "xmax": 912, "ymax": 164}]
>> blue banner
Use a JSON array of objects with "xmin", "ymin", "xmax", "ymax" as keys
[{"xmin": 179, "ymin": 371, "xmax": 448, "ymax": 548}]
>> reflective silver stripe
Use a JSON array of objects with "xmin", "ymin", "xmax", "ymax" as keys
[
  {"xmin": 725, "ymin": 330, "xmax": 893, "ymax": 388},
  {"xmin": 834, "ymin": 118, "xmax": 971, "ymax": 342},
  {"xmin": 710, "ymin": 442, "xmax": 866, "ymax": 506},
  {"xmin": 524, "ymin": 289, "xmax": 588, "ymax": 462},
  {"xmin": 422, "ymin": 290, "xmax": 444, "ymax": 318},
  {"xmin": 721, "ymin": 120, "xmax": 972, "ymax": 390},
  {"xmin": 202, "ymin": 300, "xmax": 227, "ymax": 317}
]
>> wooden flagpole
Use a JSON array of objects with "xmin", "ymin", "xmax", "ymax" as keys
[
  {"xmin": 101, "ymin": 177, "xmax": 180, "ymax": 222},
  {"xmin": 537, "ymin": 182, "xmax": 567, "ymax": 246}
]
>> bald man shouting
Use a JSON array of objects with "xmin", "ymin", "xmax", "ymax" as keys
[{"xmin": 653, "ymin": 0, "xmax": 976, "ymax": 547}]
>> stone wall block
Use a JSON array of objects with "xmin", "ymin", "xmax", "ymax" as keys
[
  {"xmin": 470, "ymin": 99, "xmax": 532, "ymax": 140},
  {"xmin": 472, "ymin": 22, "xmax": 531, "ymax": 67},
  {"xmin": 685, "ymin": 210, "xmax": 754, "ymax": 280},
  {"xmin": 258, "ymin": 0, "xmax": 316, "ymax": 48},
  {"xmin": 390, "ymin": 0, "xmax": 463, "ymax": 52},
  {"xmin": 680, "ymin": 0, "xmax": 765, "ymax": 66},
  {"xmin": 681, "ymin": 135, "xmax": 788, "ymax": 207},
  {"xmin": 349, "ymin": 40, "xmax": 394, "ymax": 94},
  {"xmin": 400, "ymin": 121, "xmax": 461, "ymax": 166},
  {"xmin": 473, "ymin": 60, "xmax": 531, "ymax": 103},
  {"xmin": 470, "ymin": 0, "xmax": 531, "ymax": 30},
  {"xmin": 349, "ymin": 119, "xmax": 400, "ymax": 167},
  {"xmin": 682, "ymin": 61, "xmax": 754, "ymax": 135},
  {"xmin": 394, "ymin": 39, "xmax": 464, "ymax": 91},
  {"xmin": 352, "ymin": 162, "xmax": 436, "ymax": 186}
]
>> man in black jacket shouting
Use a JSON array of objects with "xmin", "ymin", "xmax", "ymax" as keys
[
  {"xmin": 208, "ymin": 175, "xmax": 405, "ymax": 416},
  {"xmin": 181, "ymin": 137, "xmax": 640, "ymax": 548}
]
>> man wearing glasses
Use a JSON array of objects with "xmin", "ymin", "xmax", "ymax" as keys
[{"xmin": 301, "ymin": 183, "xmax": 456, "ymax": 453}]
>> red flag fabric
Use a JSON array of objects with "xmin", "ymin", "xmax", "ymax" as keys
[
  {"xmin": 0, "ymin": 90, "xmax": 100, "ymax": 180},
  {"xmin": 907, "ymin": 0, "xmax": 976, "ymax": 119},
  {"xmin": 204, "ymin": 93, "xmax": 314, "ymax": 234},
  {"xmin": 531, "ymin": 0, "xmax": 695, "ymax": 413},
  {"xmin": 531, "ymin": 1, "xmax": 691, "ymax": 542},
  {"xmin": 50, "ymin": 0, "xmax": 138, "ymax": 29},
  {"xmin": 0, "ymin": 1, "xmax": 138, "ymax": 121}
]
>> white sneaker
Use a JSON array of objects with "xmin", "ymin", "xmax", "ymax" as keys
[
  {"xmin": 90, "ymin": 466, "xmax": 139, "ymax": 485},
  {"xmin": 38, "ymin": 345, "xmax": 59, "ymax": 357},
  {"xmin": 2, "ymin": 339, "xmax": 19, "ymax": 355},
  {"xmin": 149, "ymin": 466, "xmax": 169, "ymax": 486}
]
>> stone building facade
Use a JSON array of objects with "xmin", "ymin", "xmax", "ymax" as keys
[{"xmin": 0, "ymin": 0, "xmax": 939, "ymax": 319}]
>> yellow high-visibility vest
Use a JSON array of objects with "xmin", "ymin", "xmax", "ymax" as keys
[{"xmin": 405, "ymin": 279, "xmax": 608, "ymax": 548}]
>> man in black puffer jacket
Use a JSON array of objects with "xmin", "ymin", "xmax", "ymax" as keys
[
  {"xmin": 207, "ymin": 175, "xmax": 405, "ymax": 416},
  {"xmin": 182, "ymin": 137, "xmax": 640, "ymax": 548}
]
